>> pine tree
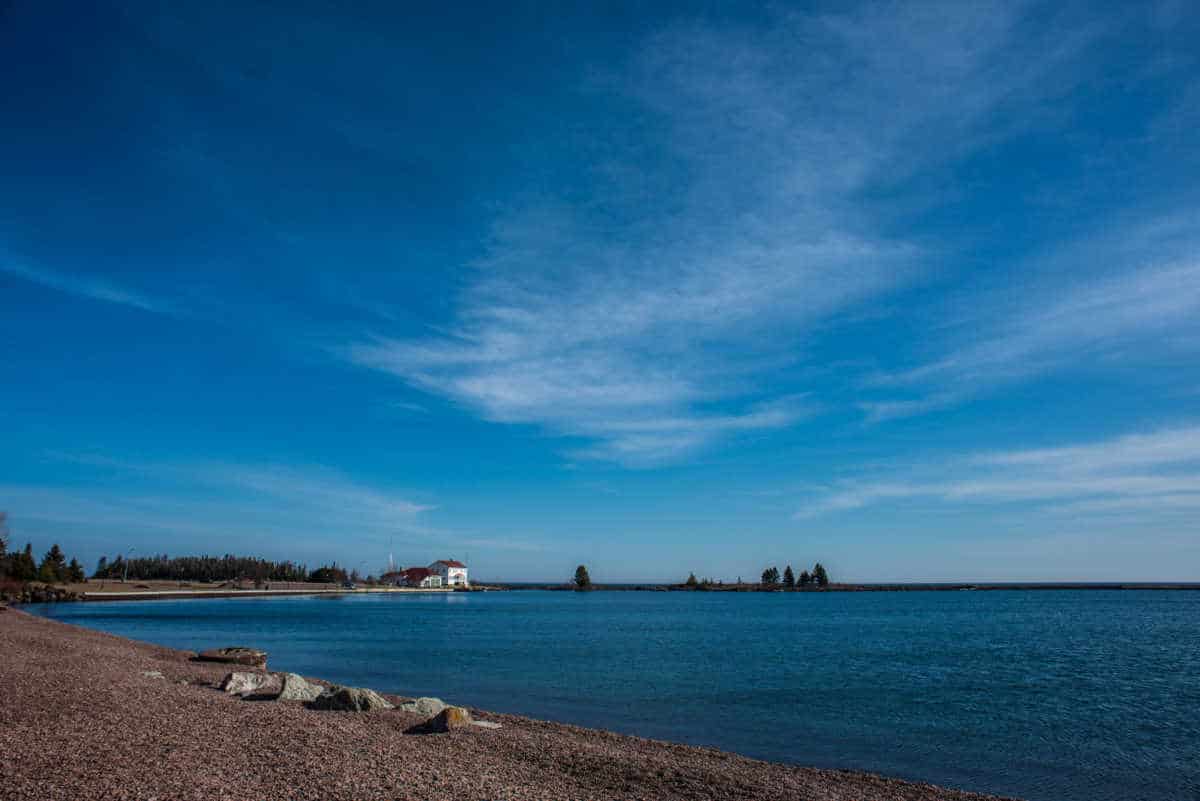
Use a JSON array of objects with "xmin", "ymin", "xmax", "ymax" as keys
[
  {"xmin": 813, "ymin": 563, "xmax": 829, "ymax": 587},
  {"xmin": 761, "ymin": 566, "xmax": 780, "ymax": 586},
  {"xmin": 95, "ymin": 556, "xmax": 108, "ymax": 578},
  {"xmin": 685, "ymin": 572, "xmax": 698, "ymax": 587},
  {"xmin": 573, "ymin": 564, "xmax": 592, "ymax": 590},
  {"xmin": 39, "ymin": 544, "xmax": 68, "ymax": 583},
  {"xmin": 67, "ymin": 558, "xmax": 85, "ymax": 583},
  {"xmin": 783, "ymin": 565, "xmax": 795, "ymax": 588},
  {"xmin": 799, "ymin": 569, "xmax": 811, "ymax": 587},
  {"xmin": 14, "ymin": 543, "xmax": 37, "ymax": 581},
  {"xmin": 0, "ymin": 512, "xmax": 8, "ymax": 578}
]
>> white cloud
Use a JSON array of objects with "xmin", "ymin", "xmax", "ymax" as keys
[
  {"xmin": 866, "ymin": 212, "xmax": 1200, "ymax": 417},
  {"xmin": 3, "ymin": 456, "xmax": 555, "ymax": 563},
  {"xmin": 7, "ymin": 456, "xmax": 432, "ymax": 546},
  {"xmin": 896, "ymin": 261, "xmax": 1200, "ymax": 388},
  {"xmin": 797, "ymin": 424, "xmax": 1200, "ymax": 520},
  {"xmin": 0, "ymin": 259, "xmax": 176, "ymax": 315},
  {"xmin": 979, "ymin": 425, "xmax": 1200, "ymax": 472},
  {"xmin": 347, "ymin": 2, "xmax": 1098, "ymax": 465}
]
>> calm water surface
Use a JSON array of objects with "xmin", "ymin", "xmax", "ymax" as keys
[{"xmin": 28, "ymin": 590, "xmax": 1200, "ymax": 801}]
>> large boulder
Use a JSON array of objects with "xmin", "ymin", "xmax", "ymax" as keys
[
  {"xmin": 197, "ymin": 647, "xmax": 267, "ymax": 668},
  {"xmin": 308, "ymin": 685, "xmax": 395, "ymax": 712},
  {"xmin": 427, "ymin": 706, "xmax": 472, "ymax": 732},
  {"xmin": 277, "ymin": 673, "xmax": 322, "ymax": 702},
  {"xmin": 397, "ymin": 697, "xmax": 446, "ymax": 716},
  {"xmin": 219, "ymin": 671, "xmax": 281, "ymax": 698}
]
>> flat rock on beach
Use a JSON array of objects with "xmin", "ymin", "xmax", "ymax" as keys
[{"xmin": 0, "ymin": 609, "xmax": 1019, "ymax": 801}]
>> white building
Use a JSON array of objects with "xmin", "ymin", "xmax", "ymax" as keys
[{"xmin": 430, "ymin": 559, "xmax": 468, "ymax": 587}]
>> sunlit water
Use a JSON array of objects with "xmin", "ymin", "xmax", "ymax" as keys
[{"xmin": 27, "ymin": 590, "xmax": 1200, "ymax": 801}]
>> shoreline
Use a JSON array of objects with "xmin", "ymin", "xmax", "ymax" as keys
[
  {"xmin": 0, "ymin": 606, "xmax": 1016, "ymax": 801},
  {"xmin": 60, "ymin": 581, "xmax": 1200, "ymax": 604},
  {"xmin": 491, "ymin": 581, "xmax": 1200, "ymax": 592},
  {"xmin": 79, "ymin": 586, "xmax": 457, "ymax": 601}
]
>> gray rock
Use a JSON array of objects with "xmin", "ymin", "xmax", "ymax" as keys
[
  {"xmin": 141, "ymin": 670, "xmax": 165, "ymax": 679},
  {"xmin": 308, "ymin": 685, "xmax": 395, "ymax": 712},
  {"xmin": 277, "ymin": 673, "xmax": 322, "ymax": 702},
  {"xmin": 397, "ymin": 697, "xmax": 446, "ymax": 716},
  {"xmin": 219, "ymin": 671, "xmax": 281, "ymax": 698}
]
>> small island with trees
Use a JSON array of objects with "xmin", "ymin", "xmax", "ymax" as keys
[{"xmin": 676, "ymin": 562, "xmax": 830, "ymax": 591}]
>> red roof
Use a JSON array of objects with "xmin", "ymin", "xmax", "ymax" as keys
[{"xmin": 433, "ymin": 559, "xmax": 467, "ymax": 568}]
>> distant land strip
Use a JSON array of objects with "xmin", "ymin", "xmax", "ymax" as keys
[{"xmin": 491, "ymin": 582, "xmax": 1200, "ymax": 592}]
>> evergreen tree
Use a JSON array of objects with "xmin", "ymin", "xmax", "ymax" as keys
[
  {"xmin": 95, "ymin": 556, "xmax": 108, "ymax": 578},
  {"xmin": 685, "ymin": 572, "xmax": 698, "ymax": 587},
  {"xmin": 0, "ymin": 512, "xmax": 9, "ymax": 578},
  {"xmin": 573, "ymin": 564, "xmax": 592, "ymax": 590},
  {"xmin": 67, "ymin": 558, "xmax": 85, "ymax": 583},
  {"xmin": 39, "ymin": 544, "xmax": 68, "ymax": 583},
  {"xmin": 813, "ymin": 563, "xmax": 829, "ymax": 587},
  {"xmin": 15, "ymin": 543, "xmax": 37, "ymax": 581},
  {"xmin": 799, "ymin": 569, "xmax": 812, "ymax": 587},
  {"xmin": 761, "ymin": 566, "xmax": 780, "ymax": 586},
  {"xmin": 309, "ymin": 564, "xmax": 348, "ymax": 584},
  {"xmin": 783, "ymin": 565, "xmax": 795, "ymax": 588}
]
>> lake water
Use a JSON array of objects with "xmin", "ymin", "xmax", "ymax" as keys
[{"xmin": 27, "ymin": 590, "xmax": 1200, "ymax": 801}]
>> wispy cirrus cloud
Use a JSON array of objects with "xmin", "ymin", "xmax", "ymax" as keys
[
  {"xmin": 4, "ymin": 454, "xmax": 553, "ymax": 562},
  {"xmin": 347, "ymin": 1, "xmax": 1102, "ymax": 466},
  {"xmin": 796, "ymin": 424, "xmax": 1200, "ymax": 519},
  {"xmin": 0, "ymin": 259, "xmax": 177, "ymax": 316},
  {"xmin": 863, "ymin": 215, "xmax": 1200, "ymax": 421},
  {"xmin": 5, "ymin": 455, "xmax": 435, "ymax": 556}
]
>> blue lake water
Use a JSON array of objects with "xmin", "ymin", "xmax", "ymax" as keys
[{"xmin": 27, "ymin": 590, "xmax": 1200, "ymax": 801}]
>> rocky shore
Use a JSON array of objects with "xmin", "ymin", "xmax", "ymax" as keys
[
  {"xmin": 0, "ymin": 585, "xmax": 80, "ymax": 605},
  {"xmin": 0, "ymin": 608, "xmax": 1017, "ymax": 801}
]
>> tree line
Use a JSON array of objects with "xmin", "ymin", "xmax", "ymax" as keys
[
  {"xmin": 0, "ymin": 510, "xmax": 365, "ymax": 588},
  {"xmin": 761, "ymin": 563, "xmax": 829, "ymax": 588},
  {"xmin": 92, "ymin": 552, "xmax": 319, "ymax": 583},
  {"xmin": 0, "ymin": 513, "xmax": 86, "ymax": 584}
]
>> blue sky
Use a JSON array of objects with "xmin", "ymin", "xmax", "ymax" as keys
[{"xmin": 2, "ymin": 0, "xmax": 1198, "ymax": 582}]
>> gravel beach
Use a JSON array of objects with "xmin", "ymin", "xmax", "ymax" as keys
[{"xmin": 0, "ymin": 607, "xmax": 1016, "ymax": 801}]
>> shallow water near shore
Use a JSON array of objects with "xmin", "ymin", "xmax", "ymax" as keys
[{"xmin": 27, "ymin": 590, "xmax": 1200, "ymax": 801}]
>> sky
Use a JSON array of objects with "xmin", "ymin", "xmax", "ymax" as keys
[{"xmin": 2, "ymin": 0, "xmax": 1199, "ymax": 583}]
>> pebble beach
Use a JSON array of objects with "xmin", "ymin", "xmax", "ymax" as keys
[{"xmin": 0, "ymin": 606, "xmax": 1016, "ymax": 801}]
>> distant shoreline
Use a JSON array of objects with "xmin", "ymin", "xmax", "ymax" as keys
[
  {"xmin": 79, "ymin": 586, "xmax": 456, "ymax": 602},
  {"xmin": 491, "ymin": 581, "xmax": 1200, "ymax": 592},
  {"xmin": 8, "ymin": 580, "xmax": 1198, "ymax": 605}
]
